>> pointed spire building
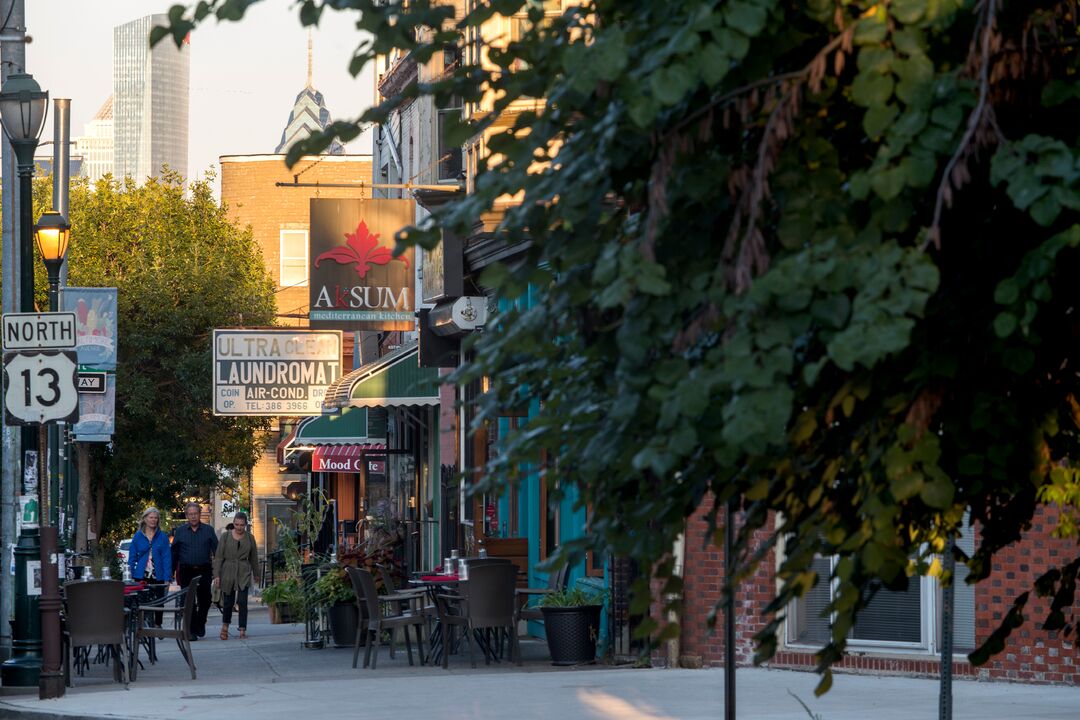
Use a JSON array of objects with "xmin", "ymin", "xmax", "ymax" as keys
[{"xmin": 276, "ymin": 30, "xmax": 345, "ymax": 155}]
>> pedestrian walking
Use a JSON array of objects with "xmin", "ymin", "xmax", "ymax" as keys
[
  {"xmin": 213, "ymin": 512, "xmax": 259, "ymax": 640},
  {"xmin": 128, "ymin": 507, "xmax": 171, "ymax": 606},
  {"xmin": 171, "ymin": 501, "xmax": 218, "ymax": 641}
]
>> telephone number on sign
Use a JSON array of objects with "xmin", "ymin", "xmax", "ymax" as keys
[{"xmin": 219, "ymin": 400, "xmax": 316, "ymax": 413}]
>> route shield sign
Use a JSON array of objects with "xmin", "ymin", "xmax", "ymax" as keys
[{"xmin": 3, "ymin": 351, "xmax": 80, "ymax": 425}]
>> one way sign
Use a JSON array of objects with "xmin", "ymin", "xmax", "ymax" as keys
[{"xmin": 77, "ymin": 372, "xmax": 106, "ymax": 394}]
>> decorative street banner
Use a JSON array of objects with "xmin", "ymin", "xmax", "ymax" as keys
[
  {"xmin": 308, "ymin": 198, "xmax": 416, "ymax": 331},
  {"xmin": 213, "ymin": 329, "xmax": 342, "ymax": 416},
  {"xmin": 60, "ymin": 287, "xmax": 118, "ymax": 370},
  {"xmin": 73, "ymin": 380, "xmax": 116, "ymax": 440}
]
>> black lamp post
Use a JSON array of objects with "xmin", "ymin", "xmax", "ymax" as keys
[
  {"xmin": 0, "ymin": 72, "xmax": 49, "ymax": 692},
  {"xmin": 35, "ymin": 209, "xmax": 71, "ymax": 531},
  {"xmin": 32, "ymin": 210, "xmax": 70, "ymax": 699}
]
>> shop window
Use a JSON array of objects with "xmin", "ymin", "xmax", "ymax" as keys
[
  {"xmin": 539, "ymin": 448, "xmax": 559, "ymax": 560},
  {"xmin": 787, "ymin": 521, "xmax": 977, "ymax": 653},
  {"xmin": 279, "ymin": 228, "xmax": 308, "ymax": 288}
]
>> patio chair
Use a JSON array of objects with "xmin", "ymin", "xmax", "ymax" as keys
[
  {"xmin": 131, "ymin": 576, "xmax": 200, "ymax": 680},
  {"xmin": 346, "ymin": 566, "xmax": 426, "ymax": 669},
  {"xmin": 437, "ymin": 562, "xmax": 520, "ymax": 669},
  {"xmin": 515, "ymin": 562, "xmax": 569, "ymax": 626},
  {"xmin": 63, "ymin": 579, "xmax": 128, "ymax": 688},
  {"xmin": 376, "ymin": 562, "xmax": 435, "ymax": 658}
]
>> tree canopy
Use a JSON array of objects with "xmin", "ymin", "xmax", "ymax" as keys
[
  {"xmin": 162, "ymin": 0, "xmax": 1080, "ymax": 689},
  {"xmin": 34, "ymin": 172, "xmax": 276, "ymax": 536}
]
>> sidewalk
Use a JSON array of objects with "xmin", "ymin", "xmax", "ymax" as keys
[{"xmin": 2, "ymin": 606, "xmax": 1078, "ymax": 719}]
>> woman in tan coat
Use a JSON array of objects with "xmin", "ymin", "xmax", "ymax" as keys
[{"xmin": 213, "ymin": 512, "xmax": 259, "ymax": 640}]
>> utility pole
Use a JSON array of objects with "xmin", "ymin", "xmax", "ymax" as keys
[{"xmin": 0, "ymin": 0, "xmax": 26, "ymax": 667}]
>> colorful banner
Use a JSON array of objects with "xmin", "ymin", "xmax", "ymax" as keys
[
  {"xmin": 308, "ymin": 199, "xmax": 416, "ymax": 331},
  {"xmin": 73, "ymin": 378, "xmax": 116, "ymax": 440},
  {"xmin": 60, "ymin": 287, "xmax": 118, "ymax": 370}
]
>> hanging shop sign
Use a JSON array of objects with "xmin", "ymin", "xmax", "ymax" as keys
[
  {"xmin": 60, "ymin": 287, "xmax": 118, "ymax": 370},
  {"xmin": 213, "ymin": 329, "xmax": 342, "ymax": 416},
  {"xmin": 308, "ymin": 198, "xmax": 416, "ymax": 331}
]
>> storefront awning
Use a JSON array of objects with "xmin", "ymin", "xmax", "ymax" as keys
[
  {"xmin": 321, "ymin": 341, "xmax": 440, "ymax": 411},
  {"xmin": 293, "ymin": 406, "xmax": 386, "ymax": 445},
  {"xmin": 311, "ymin": 443, "xmax": 387, "ymax": 473}
]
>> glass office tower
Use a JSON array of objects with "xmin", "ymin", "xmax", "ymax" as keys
[{"xmin": 113, "ymin": 14, "xmax": 189, "ymax": 182}]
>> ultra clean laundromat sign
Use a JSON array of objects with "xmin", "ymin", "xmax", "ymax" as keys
[{"xmin": 212, "ymin": 329, "xmax": 342, "ymax": 416}]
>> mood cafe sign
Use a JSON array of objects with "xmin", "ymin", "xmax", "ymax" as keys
[
  {"xmin": 308, "ymin": 198, "xmax": 416, "ymax": 332},
  {"xmin": 311, "ymin": 450, "xmax": 385, "ymax": 474},
  {"xmin": 212, "ymin": 329, "xmax": 342, "ymax": 416}
]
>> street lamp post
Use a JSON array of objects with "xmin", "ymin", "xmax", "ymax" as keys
[
  {"xmin": 34, "ymin": 210, "xmax": 70, "ymax": 699},
  {"xmin": 0, "ymin": 72, "xmax": 49, "ymax": 692}
]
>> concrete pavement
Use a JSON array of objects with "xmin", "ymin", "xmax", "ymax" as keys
[{"xmin": 2, "ymin": 606, "xmax": 1078, "ymax": 719}]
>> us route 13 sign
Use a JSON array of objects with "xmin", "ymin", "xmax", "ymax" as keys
[{"xmin": 3, "ymin": 351, "xmax": 79, "ymax": 425}]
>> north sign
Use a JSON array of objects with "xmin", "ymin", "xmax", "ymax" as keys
[
  {"xmin": 2, "ymin": 312, "xmax": 77, "ymax": 351},
  {"xmin": 3, "ymin": 351, "xmax": 80, "ymax": 425}
]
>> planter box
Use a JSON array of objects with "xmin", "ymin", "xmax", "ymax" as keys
[
  {"xmin": 268, "ymin": 601, "xmax": 299, "ymax": 624},
  {"xmin": 541, "ymin": 605, "xmax": 602, "ymax": 666}
]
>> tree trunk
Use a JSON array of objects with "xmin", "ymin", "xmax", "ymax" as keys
[
  {"xmin": 92, "ymin": 473, "xmax": 105, "ymax": 551},
  {"xmin": 76, "ymin": 443, "xmax": 91, "ymax": 552}
]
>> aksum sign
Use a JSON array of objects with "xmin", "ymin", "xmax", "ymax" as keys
[{"xmin": 309, "ymin": 198, "xmax": 416, "ymax": 331}]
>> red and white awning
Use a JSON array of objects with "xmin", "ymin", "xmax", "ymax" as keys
[{"xmin": 311, "ymin": 443, "xmax": 386, "ymax": 474}]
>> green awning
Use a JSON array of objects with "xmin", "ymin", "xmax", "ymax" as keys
[
  {"xmin": 321, "ymin": 341, "xmax": 440, "ymax": 411},
  {"xmin": 293, "ymin": 406, "xmax": 387, "ymax": 445}
]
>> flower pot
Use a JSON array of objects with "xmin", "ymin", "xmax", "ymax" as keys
[
  {"xmin": 540, "ymin": 604, "xmax": 602, "ymax": 665},
  {"xmin": 327, "ymin": 601, "xmax": 359, "ymax": 647},
  {"xmin": 268, "ymin": 601, "xmax": 299, "ymax": 624}
]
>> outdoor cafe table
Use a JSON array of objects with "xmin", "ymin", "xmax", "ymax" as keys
[{"xmin": 408, "ymin": 574, "xmax": 460, "ymax": 665}]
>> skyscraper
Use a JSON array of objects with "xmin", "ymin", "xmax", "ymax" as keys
[
  {"xmin": 75, "ymin": 96, "xmax": 114, "ymax": 183},
  {"xmin": 113, "ymin": 14, "xmax": 189, "ymax": 182}
]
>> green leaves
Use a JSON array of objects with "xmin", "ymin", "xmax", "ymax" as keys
[{"xmin": 990, "ymin": 136, "xmax": 1080, "ymax": 226}]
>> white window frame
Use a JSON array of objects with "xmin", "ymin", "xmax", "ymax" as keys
[
  {"xmin": 279, "ymin": 228, "xmax": 309, "ymax": 289},
  {"xmin": 780, "ymin": 532, "xmax": 973, "ymax": 658}
]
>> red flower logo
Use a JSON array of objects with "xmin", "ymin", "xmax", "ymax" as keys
[{"xmin": 314, "ymin": 220, "xmax": 410, "ymax": 279}]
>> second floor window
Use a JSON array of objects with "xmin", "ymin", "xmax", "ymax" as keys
[{"xmin": 279, "ymin": 228, "xmax": 308, "ymax": 288}]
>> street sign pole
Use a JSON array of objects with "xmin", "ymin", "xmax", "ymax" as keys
[{"xmin": 1, "ymin": 314, "xmax": 77, "ymax": 694}]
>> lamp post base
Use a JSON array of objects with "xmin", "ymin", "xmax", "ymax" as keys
[{"xmin": 0, "ymin": 528, "xmax": 42, "ymax": 690}]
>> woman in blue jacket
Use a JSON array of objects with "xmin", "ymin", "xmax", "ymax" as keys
[{"xmin": 129, "ymin": 507, "xmax": 171, "ymax": 604}]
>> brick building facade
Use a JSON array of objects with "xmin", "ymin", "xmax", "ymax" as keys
[
  {"xmin": 661, "ymin": 500, "xmax": 1079, "ymax": 685},
  {"xmin": 219, "ymin": 153, "xmax": 372, "ymax": 554}
]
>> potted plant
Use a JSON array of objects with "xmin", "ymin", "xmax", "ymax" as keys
[
  {"xmin": 262, "ymin": 577, "xmax": 302, "ymax": 624},
  {"xmin": 313, "ymin": 565, "xmax": 360, "ymax": 647},
  {"xmin": 539, "ymin": 585, "xmax": 606, "ymax": 665}
]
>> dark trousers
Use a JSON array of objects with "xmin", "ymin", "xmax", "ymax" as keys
[
  {"xmin": 177, "ymin": 564, "xmax": 213, "ymax": 636},
  {"xmin": 221, "ymin": 587, "xmax": 249, "ymax": 630}
]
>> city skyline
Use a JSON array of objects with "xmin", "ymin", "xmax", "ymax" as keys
[{"xmin": 26, "ymin": 1, "xmax": 375, "ymax": 195}]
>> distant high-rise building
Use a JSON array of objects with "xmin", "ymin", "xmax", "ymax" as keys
[
  {"xmin": 276, "ymin": 32, "xmax": 344, "ymax": 155},
  {"xmin": 113, "ymin": 14, "xmax": 189, "ymax": 182},
  {"xmin": 75, "ymin": 96, "xmax": 114, "ymax": 183}
]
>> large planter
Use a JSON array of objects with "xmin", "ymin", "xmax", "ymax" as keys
[
  {"xmin": 541, "ymin": 605, "xmax": 602, "ymax": 665},
  {"xmin": 327, "ymin": 601, "xmax": 359, "ymax": 647},
  {"xmin": 268, "ymin": 601, "xmax": 299, "ymax": 624}
]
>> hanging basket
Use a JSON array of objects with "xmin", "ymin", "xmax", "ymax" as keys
[{"xmin": 541, "ymin": 605, "xmax": 602, "ymax": 665}]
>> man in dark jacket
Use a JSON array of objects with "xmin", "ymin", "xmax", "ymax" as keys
[{"xmin": 171, "ymin": 502, "xmax": 218, "ymax": 640}]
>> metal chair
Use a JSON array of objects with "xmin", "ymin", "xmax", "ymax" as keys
[
  {"xmin": 515, "ymin": 562, "xmax": 569, "ymax": 625},
  {"xmin": 131, "ymin": 576, "xmax": 200, "ymax": 680},
  {"xmin": 346, "ymin": 566, "xmax": 426, "ymax": 669},
  {"xmin": 63, "ymin": 579, "xmax": 128, "ymax": 688},
  {"xmin": 438, "ymin": 562, "xmax": 520, "ymax": 669}
]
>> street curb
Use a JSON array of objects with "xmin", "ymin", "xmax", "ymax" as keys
[{"xmin": 0, "ymin": 702, "xmax": 138, "ymax": 720}]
